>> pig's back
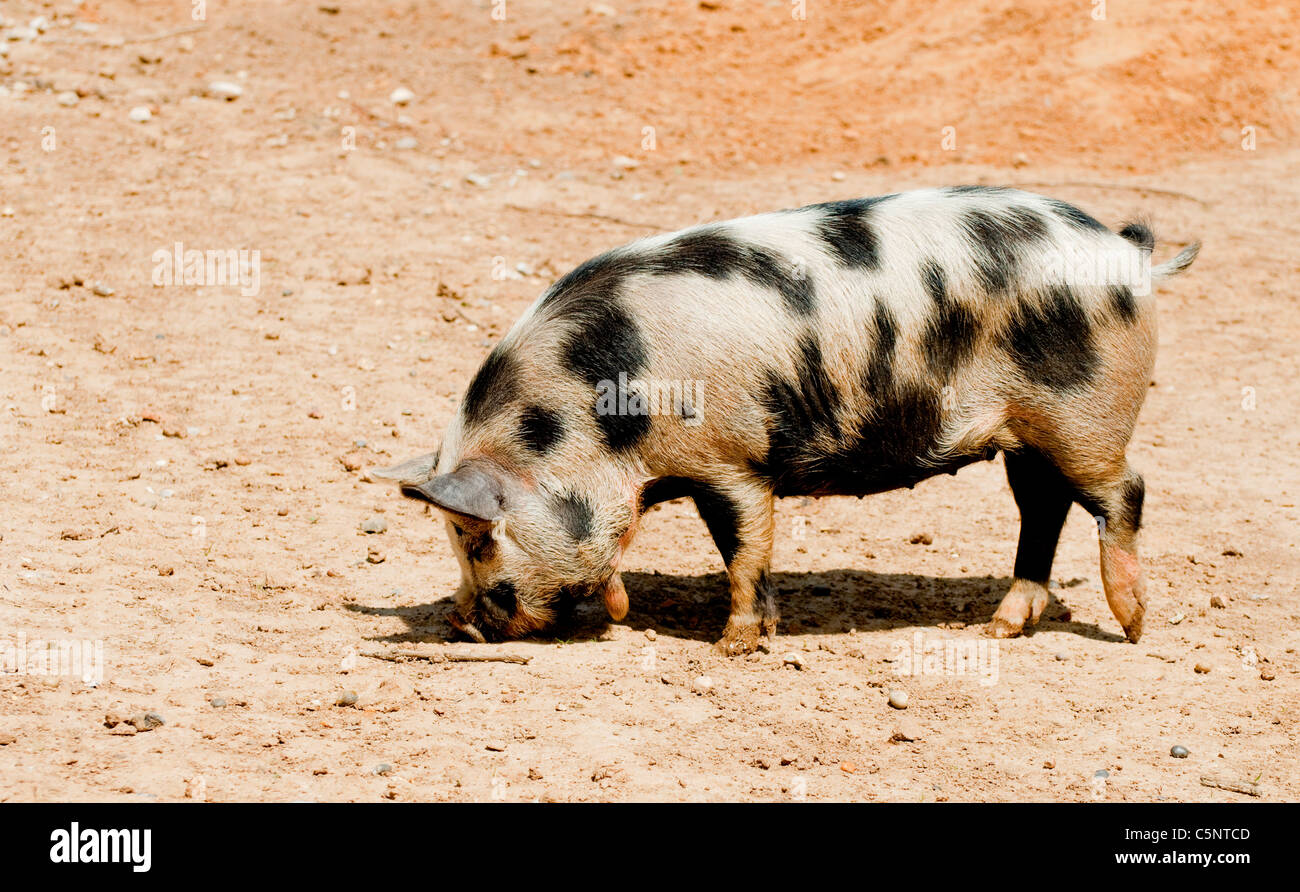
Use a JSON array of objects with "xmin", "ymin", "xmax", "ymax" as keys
[{"xmin": 461, "ymin": 187, "xmax": 1157, "ymax": 497}]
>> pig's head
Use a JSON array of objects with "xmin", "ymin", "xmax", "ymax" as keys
[{"xmin": 370, "ymin": 452, "xmax": 635, "ymax": 642}]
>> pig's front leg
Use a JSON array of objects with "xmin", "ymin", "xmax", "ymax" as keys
[{"xmin": 691, "ymin": 480, "xmax": 777, "ymax": 656}]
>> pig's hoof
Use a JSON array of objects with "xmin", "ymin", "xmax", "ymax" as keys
[
  {"xmin": 717, "ymin": 620, "xmax": 761, "ymax": 656},
  {"xmin": 985, "ymin": 616, "xmax": 1025, "ymax": 639},
  {"xmin": 986, "ymin": 580, "xmax": 1048, "ymax": 638},
  {"xmin": 1122, "ymin": 605, "xmax": 1145, "ymax": 643}
]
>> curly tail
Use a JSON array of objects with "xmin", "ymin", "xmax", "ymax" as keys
[{"xmin": 1152, "ymin": 241, "xmax": 1200, "ymax": 280}]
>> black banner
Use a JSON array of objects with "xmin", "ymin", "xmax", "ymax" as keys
[{"xmin": 0, "ymin": 803, "xmax": 1281, "ymax": 877}]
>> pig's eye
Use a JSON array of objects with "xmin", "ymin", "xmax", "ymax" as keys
[
  {"xmin": 480, "ymin": 581, "xmax": 517, "ymax": 616},
  {"xmin": 452, "ymin": 524, "xmax": 465, "ymax": 536},
  {"xmin": 463, "ymin": 532, "xmax": 496, "ymax": 563}
]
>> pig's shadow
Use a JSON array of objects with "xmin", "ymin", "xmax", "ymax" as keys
[{"xmin": 349, "ymin": 569, "xmax": 1123, "ymax": 645}]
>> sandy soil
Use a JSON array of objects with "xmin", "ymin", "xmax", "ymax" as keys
[{"xmin": 0, "ymin": 0, "xmax": 1297, "ymax": 802}]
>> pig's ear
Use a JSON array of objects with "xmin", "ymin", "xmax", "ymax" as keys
[
  {"xmin": 365, "ymin": 451, "xmax": 439, "ymax": 485},
  {"xmin": 403, "ymin": 462, "xmax": 507, "ymax": 522}
]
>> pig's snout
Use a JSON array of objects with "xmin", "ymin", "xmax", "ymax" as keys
[
  {"xmin": 449, "ymin": 580, "xmax": 540, "ymax": 643},
  {"xmin": 446, "ymin": 608, "xmax": 489, "ymax": 644}
]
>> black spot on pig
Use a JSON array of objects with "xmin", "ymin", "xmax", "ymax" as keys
[
  {"xmin": 1118, "ymin": 222, "xmax": 1155, "ymax": 251},
  {"xmin": 519, "ymin": 405, "xmax": 563, "ymax": 454},
  {"xmin": 811, "ymin": 197, "xmax": 891, "ymax": 270},
  {"xmin": 1003, "ymin": 285, "xmax": 1099, "ymax": 391},
  {"xmin": 947, "ymin": 185, "xmax": 1011, "ymax": 195},
  {"xmin": 750, "ymin": 334, "xmax": 844, "ymax": 487},
  {"xmin": 962, "ymin": 207, "xmax": 1049, "ymax": 295},
  {"xmin": 551, "ymin": 492, "xmax": 594, "ymax": 541},
  {"xmin": 638, "ymin": 475, "xmax": 695, "ymax": 512},
  {"xmin": 753, "ymin": 295, "xmax": 987, "ymax": 497},
  {"xmin": 750, "ymin": 319, "xmax": 981, "ymax": 496},
  {"xmin": 463, "ymin": 347, "xmax": 521, "ymax": 425},
  {"xmin": 557, "ymin": 297, "xmax": 652, "ymax": 452},
  {"xmin": 459, "ymin": 527, "xmax": 496, "ymax": 564},
  {"xmin": 919, "ymin": 260, "xmax": 978, "ymax": 379},
  {"xmin": 652, "ymin": 230, "xmax": 816, "ymax": 316},
  {"xmin": 1109, "ymin": 284, "xmax": 1137, "ymax": 324},
  {"xmin": 542, "ymin": 248, "xmax": 640, "ymax": 312},
  {"xmin": 846, "ymin": 382, "xmax": 981, "ymax": 490},
  {"xmin": 1120, "ymin": 473, "xmax": 1146, "ymax": 532},
  {"xmin": 864, "ymin": 300, "xmax": 898, "ymax": 394},
  {"xmin": 637, "ymin": 476, "xmax": 743, "ymax": 565},
  {"xmin": 1047, "ymin": 199, "xmax": 1108, "ymax": 233},
  {"xmin": 478, "ymin": 580, "xmax": 517, "ymax": 622},
  {"xmin": 687, "ymin": 481, "xmax": 744, "ymax": 566},
  {"xmin": 920, "ymin": 259, "xmax": 945, "ymax": 306},
  {"xmin": 1072, "ymin": 471, "xmax": 1144, "ymax": 537},
  {"xmin": 755, "ymin": 371, "xmax": 980, "ymax": 497}
]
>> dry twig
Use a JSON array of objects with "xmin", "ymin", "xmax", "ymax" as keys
[{"xmin": 361, "ymin": 648, "xmax": 531, "ymax": 665}]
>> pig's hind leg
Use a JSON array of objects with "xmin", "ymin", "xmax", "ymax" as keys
[
  {"xmin": 989, "ymin": 447, "xmax": 1148, "ymax": 643},
  {"xmin": 988, "ymin": 448, "xmax": 1073, "ymax": 638},
  {"xmin": 1078, "ymin": 465, "xmax": 1148, "ymax": 643}
]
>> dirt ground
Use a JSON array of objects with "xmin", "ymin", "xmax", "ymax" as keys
[{"xmin": 1, "ymin": 0, "xmax": 1297, "ymax": 802}]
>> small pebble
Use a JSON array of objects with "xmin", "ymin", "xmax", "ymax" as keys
[
  {"xmin": 692, "ymin": 675, "xmax": 714, "ymax": 695},
  {"xmin": 644, "ymin": 629, "xmax": 656, "ymax": 641},
  {"xmin": 128, "ymin": 106, "xmax": 151, "ymax": 122},
  {"xmin": 91, "ymin": 281, "xmax": 114, "ymax": 297},
  {"xmin": 781, "ymin": 653, "xmax": 804, "ymax": 670},
  {"xmin": 129, "ymin": 711, "xmax": 165, "ymax": 731},
  {"xmin": 373, "ymin": 763, "xmax": 393, "ymax": 776},
  {"xmin": 888, "ymin": 689, "xmax": 909, "ymax": 710},
  {"xmin": 1094, "ymin": 769, "xmax": 1110, "ymax": 779},
  {"xmin": 210, "ymin": 697, "xmax": 227, "ymax": 708},
  {"xmin": 360, "ymin": 516, "xmax": 388, "ymax": 534},
  {"xmin": 1043, "ymin": 759, "xmax": 1055, "ymax": 769},
  {"xmin": 1170, "ymin": 745, "xmax": 1189, "ymax": 759},
  {"xmin": 56, "ymin": 90, "xmax": 78, "ymax": 107},
  {"xmin": 1209, "ymin": 595, "xmax": 1226, "ymax": 609},
  {"xmin": 1169, "ymin": 612, "xmax": 1185, "ymax": 625},
  {"xmin": 1054, "ymin": 652, "xmax": 1068, "ymax": 661},
  {"xmin": 207, "ymin": 81, "xmax": 243, "ymax": 100},
  {"xmin": 366, "ymin": 547, "xmax": 385, "ymax": 564},
  {"xmin": 335, "ymin": 690, "xmax": 359, "ymax": 707},
  {"xmin": 908, "ymin": 532, "xmax": 932, "ymax": 545},
  {"xmin": 890, "ymin": 720, "xmax": 922, "ymax": 742},
  {"xmin": 485, "ymin": 741, "xmax": 508, "ymax": 752},
  {"xmin": 1194, "ymin": 662, "xmax": 1210, "ymax": 674},
  {"xmin": 389, "ymin": 86, "xmax": 415, "ymax": 105}
]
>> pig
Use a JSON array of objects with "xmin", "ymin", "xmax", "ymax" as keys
[{"xmin": 370, "ymin": 186, "xmax": 1199, "ymax": 654}]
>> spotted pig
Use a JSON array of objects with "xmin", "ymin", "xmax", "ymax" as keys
[{"xmin": 371, "ymin": 187, "xmax": 1199, "ymax": 654}]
